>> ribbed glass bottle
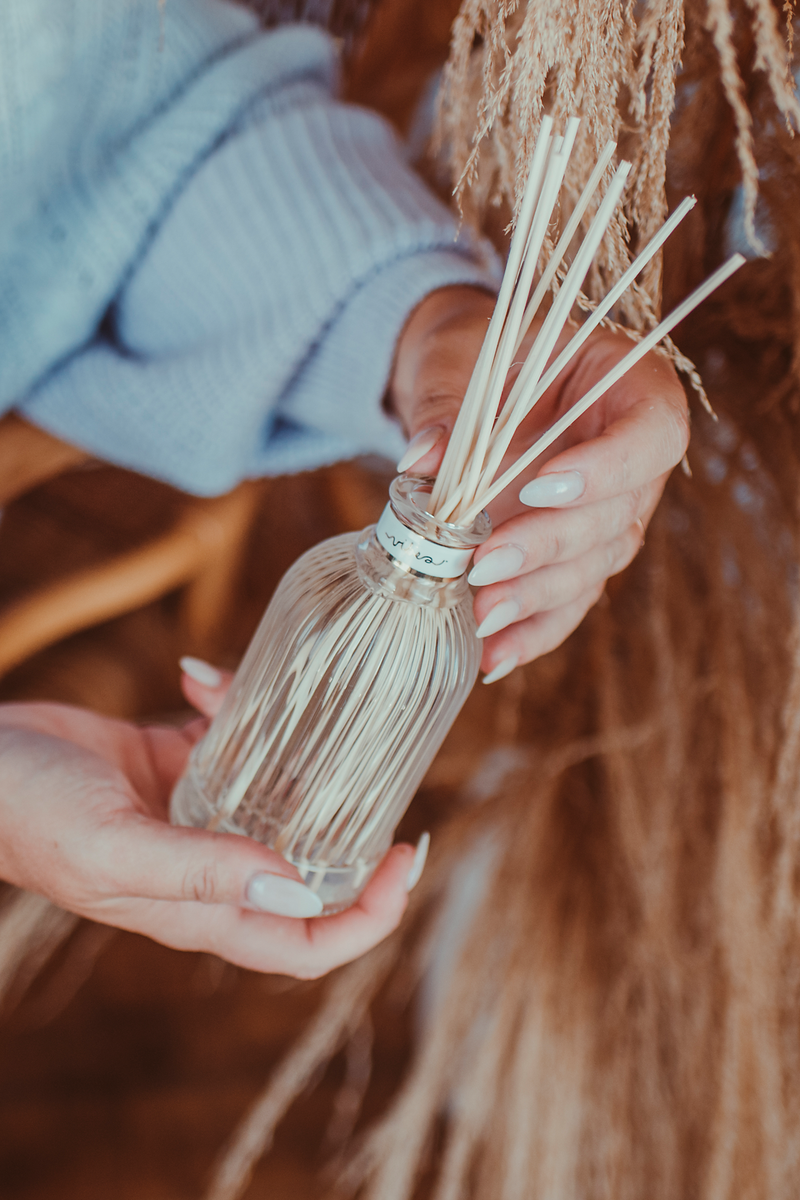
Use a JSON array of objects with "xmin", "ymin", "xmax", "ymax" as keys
[{"xmin": 170, "ymin": 476, "xmax": 491, "ymax": 913}]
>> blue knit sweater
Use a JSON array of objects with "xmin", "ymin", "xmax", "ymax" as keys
[{"xmin": 0, "ymin": 0, "xmax": 498, "ymax": 494}]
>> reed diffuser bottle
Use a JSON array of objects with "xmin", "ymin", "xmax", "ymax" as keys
[
  {"xmin": 170, "ymin": 476, "xmax": 491, "ymax": 914},
  {"xmin": 172, "ymin": 115, "xmax": 744, "ymax": 916}
]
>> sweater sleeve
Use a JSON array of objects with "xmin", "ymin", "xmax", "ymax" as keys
[{"xmin": 19, "ymin": 20, "xmax": 499, "ymax": 495}]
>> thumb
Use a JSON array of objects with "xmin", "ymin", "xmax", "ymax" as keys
[
  {"xmin": 95, "ymin": 814, "xmax": 325, "ymax": 918},
  {"xmin": 390, "ymin": 287, "xmax": 496, "ymax": 477},
  {"xmin": 395, "ymin": 421, "xmax": 453, "ymax": 476}
]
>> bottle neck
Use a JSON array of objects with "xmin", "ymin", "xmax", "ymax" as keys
[
  {"xmin": 374, "ymin": 503, "xmax": 476, "ymax": 579},
  {"xmin": 354, "ymin": 476, "xmax": 491, "ymax": 609},
  {"xmin": 356, "ymin": 526, "xmax": 472, "ymax": 608}
]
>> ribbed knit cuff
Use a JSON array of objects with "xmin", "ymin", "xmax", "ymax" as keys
[
  {"xmin": 22, "ymin": 244, "xmax": 499, "ymax": 493},
  {"xmin": 256, "ymin": 246, "xmax": 500, "ymax": 478}
]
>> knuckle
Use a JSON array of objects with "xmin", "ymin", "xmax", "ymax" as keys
[
  {"xmin": 293, "ymin": 958, "xmax": 328, "ymax": 981},
  {"xmin": 547, "ymin": 523, "xmax": 571, "ymax": 563},
  {"xmin": 613, "ymin": 444, "xmax": 635, "ymax": 494},
  {"xmin": 610, "ymin": 530, "xmax": 639, "ymax": 575},
  {"xmin": 604, "ymin": 542, "xmax": 620, "ymax": 575},
  {"xmin": 532, "ymin": 521, "xmax": 570, "ymax": 569},
  {"xmin": 571, "ymin": 582, "xmax": 605, "ymax": 622},
  {"xmin": 533, "ymin": 568, "xmax": 561, "ymax": 611},
  {"xmin": 587, "ymin": 581, "xmax": 607, "ymax": 609},
  {"xmin": 185, "ymin": 861, "xmax": 220, "ymax": 905},
  {"xmin": 603, "ymin": 539, "xmax": 626, "ymax": 577},
  {"xmin": 620, "ymin": 488, "xmax": 643, "ymax": 527},
  {"xmin": 667, "ymin": 402, "xmax": 691, "ymax": 460}
]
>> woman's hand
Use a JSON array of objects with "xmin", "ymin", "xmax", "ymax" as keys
[
  {"xmin": 0, "ymin": 693, "xmax": 421, "ymax": 979},
  {"xmin": 389, "ymin": 286, "xmax": 689, "ymax": 681}
]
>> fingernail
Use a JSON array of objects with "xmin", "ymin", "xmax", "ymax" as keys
[
  {"xmin": 406, "ymin": 832, "xmax": 430, "ymax": 891},
  {"xmin": 475, "ymin": 599, "xmax": 520, "ymax": 639},
  {"xmin": 180, "ymin": 656, "xmax": 223, "ymax": 688},
  {"xmin": 397, "ymin": 426, "xmax": 445, "ymax": 473},
  {"xmin": 519, "ymin": 471, "xmax": 585, "ymax": 507},
  {"xmin": 468, "ymin": 545, "xmax": 525, "ymax": 586},
  {"xmin": 245, "ymin": 873, "xmax": 324, "ymax": 918},
  {"xmin": 482, "ymin": 656, "xmax": 519, "ymax": 685}
]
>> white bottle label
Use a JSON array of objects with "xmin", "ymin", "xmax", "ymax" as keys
[{"xmin": 375, "ymin": 504, "xmax": 474, "ymax": 579}]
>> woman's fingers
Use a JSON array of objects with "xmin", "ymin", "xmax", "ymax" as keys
[
  {"xmin": 180, "ymin": 657, "xmax": 234, "ymax": 718},
  {"xmin": 516, "ymin": 383, "xmax": 688, "ymax": 512},
  {"xmin": 395, "ymin": 424, "xmax": 449, "ymax": 475},
  {"xmin": 471, "ymin": 484, "xmax": 660, "ymax": 583},
  {"xmin": 0, "ymin": 701, "xmax": 423, "ymax": 981},
  {"xmin": 474, "ymin": 523, "xmax": 641, "ymax": 642},
  {"xmin": 83, "ymin": 814, "xmax": 324, "ymax": 914},
  {"xmin": 0, "ymin": 724, "xmax": 314, "ymax": 919},
  {"xmin": 294, "ymin": 842, "xmax": 416, "ymax": 976},
  {"xmin": 465, "ymin": 345, "xmax": 685, "ymax": 669},
  {"xmin": 480, "ymin": 584, "xmax": 607, "ymax": 678},
  {"xmin": 87, "ymin": 842, "xmax": 417, "ymax": 977}
]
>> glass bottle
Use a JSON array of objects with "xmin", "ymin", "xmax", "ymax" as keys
[{"xmin": 170, "ymin": 476, "xmax": 491, "ymax": 913}]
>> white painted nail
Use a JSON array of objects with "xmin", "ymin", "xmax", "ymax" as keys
[
  {"xmin": 245, "ymin": 873, "xmax": 324, "ymax": 918},
  {"xmin": 482, "ymin": 656, "xmax": 519, "ymax": 685},
  {"xmin": 519, "ymin": 471, "xmax": 585, "ymax": 507},
  {"xmin": 475, "ymin": 599, "xmax": 520, "ymax": 639},
  {"xmin": 397, "ymin": 426, "xmax": 445, "ymax": 473},
  {"xmin": 180, "ymin": 656, "xmax": 223, "ymax": 688},
  {"xmin": 406, "ymin": 832, "xmax": 430, "ymax": 892},
  {"xmin": 468, "ymin": 545, "xmax": 525, "ymax": 587}
]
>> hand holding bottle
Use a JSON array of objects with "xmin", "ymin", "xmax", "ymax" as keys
[
  {"xmin": 0, "ymin": 695, "xmax": 421, "ymax": 977},
  {"xmin": 389, "ymin": 285, "xmax": 689, "ymax": 681}
]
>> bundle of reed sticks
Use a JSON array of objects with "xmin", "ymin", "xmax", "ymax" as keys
[{"xmin": 430, "ymin": 115, "xmax": 744, "ymax": 524}]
